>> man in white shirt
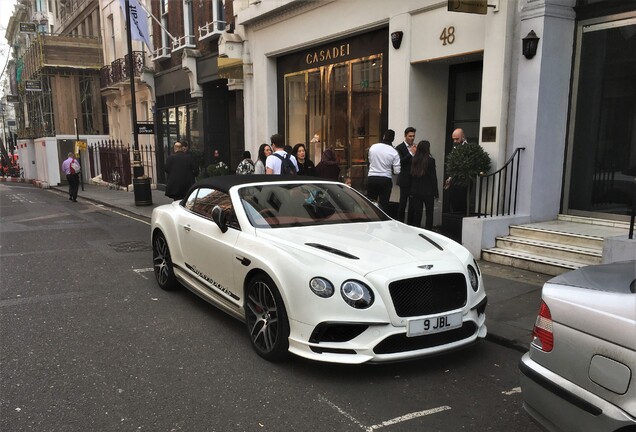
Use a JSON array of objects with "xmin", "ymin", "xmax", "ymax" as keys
[
  {"xmin": 266, "ymin": 133, "xmax": 299, "ymax": 175},
  {"xmin": 366, "ymin": 129, "xmax": 400, "ymax": 211}
]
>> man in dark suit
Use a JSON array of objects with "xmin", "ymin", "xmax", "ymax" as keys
[
  {"xmin": 165, "ymin": 141, "xmax": 199, "ymax": 200},
  {"xmin": 444, "ymin": 128, "xmax": 469, "ymax": 213},
  {"xmin": 395, "ymin": 126, "xmax": 416, "ymax": 223}
]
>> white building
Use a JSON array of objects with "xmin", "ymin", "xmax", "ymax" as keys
[{"xmin": 231, "ymin": 0, "xmax": 635, "ymax": 270}]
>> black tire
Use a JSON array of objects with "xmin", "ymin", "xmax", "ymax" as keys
[
  {"xmin": 244, "ymin": 274, "xmax": 290, "ymax": 361},
  {"xmin": 152, "ymin": 231, "xmax": 179, "ymax": 291}
]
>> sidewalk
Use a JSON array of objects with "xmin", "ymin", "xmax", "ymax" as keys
[{"xmin": 49, "ymin": 181, "xmax": 548, "ymax": 352}]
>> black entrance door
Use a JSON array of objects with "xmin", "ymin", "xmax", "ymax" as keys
[{"xmin": 441, "ymin": 61, "xmax": 483, "ymax": 240}]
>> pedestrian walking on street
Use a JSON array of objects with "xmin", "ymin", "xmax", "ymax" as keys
[
  {"xmin": 165, "ymin": 141, "xmax": 199, "ymax": 200},
  {"xmin": 61, "ymin": 152, "xmax": 80, "ymax": 202}
]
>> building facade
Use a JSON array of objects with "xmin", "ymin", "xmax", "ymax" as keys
[
  {"xmin": 233, "ymin": 0, "xmax": 635, "ymax": 256},
  {"xmin": 5, "ymin": 0, "xmax": 108, "ymax": 185},
  {"xmin": 149, "ymin": 0, "xmax": 242, "ymax": 183}
]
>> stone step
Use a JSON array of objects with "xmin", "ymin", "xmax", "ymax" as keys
[
  {"xmin": 494, "ymin": 236, "xmax": 602, "ymax": 266},
  {"xmin": 508, "ymin": 225, "xmax": 604, "ymax": 249},
  {"xmin": 481, "ymin": 248, "xmax": 585, "ymax": 276},
  {"xmin": 557, "ymin": 214, "xmax": 632, "ymax": 230}
]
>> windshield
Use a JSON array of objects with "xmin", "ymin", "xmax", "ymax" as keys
[{"xmin": 239, "ymin": 183, "xmax": 389, "ymax": 228}]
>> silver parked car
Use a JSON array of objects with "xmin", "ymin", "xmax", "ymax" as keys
[{"xmin": 519, "ymin": 260, "xmax": 636, "ymax": 431}]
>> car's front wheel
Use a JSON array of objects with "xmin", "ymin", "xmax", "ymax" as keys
[
  {"xmin": 152, "ymin": 231, "xmax": 178, "ymax": 291},
  {"xmin": 245, "ymin": 274, "xmax": 290, "ymax": 361}
]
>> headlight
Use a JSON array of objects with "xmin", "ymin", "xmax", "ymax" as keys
[
  {"xmin": 473, "ymin": 259, "xmax": 481, "ymax": 276},
  {"xmin": 310, "ymin": 277, "xmax": 334, "ymax": 298},
  {"xmin": 468, "ymin": 265, "xmax": 479, "ymax": 292},
  {"xmin": 340, "ymin": 280, "xmax": 374, "ymax": 309}
]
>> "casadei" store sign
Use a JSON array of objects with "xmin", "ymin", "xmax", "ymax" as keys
[{"xmin": 305, "ymin": 43, "xmax": 351, "ymax": 65}]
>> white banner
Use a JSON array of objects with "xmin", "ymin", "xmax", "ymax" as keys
[{"xmin": 120, "ymin": 0, "xmax": 152, "ymax": 51}]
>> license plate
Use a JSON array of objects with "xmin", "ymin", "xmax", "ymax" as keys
[{"xmin": 407, "ymin": 312, "xmax": 462, "ymax": 337}]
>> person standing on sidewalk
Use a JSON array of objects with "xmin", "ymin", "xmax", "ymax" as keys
[
  {"xmin": 366, "ymin": 129, "xmax": 400, "ymax": 211},
  {"xmin": 408, "ymin": 140, "xmax": 438, "ymax": 229},
  {"xmin": 444, "ymin": 128, "xmax": 469, "ymax": 213},
  {"xmin": 265, "ymin": 134, "xmax": 298, "ymax": 175},
  {"xmin": 395, "ymin": 127, "xmax": 416, "ymax": 222},
  {"xmin": 165, "ymin": 141, "xmax": 199, "ymax": 200},
  {"xmin": 61, "ymin": 152, "xmax": 80, "ymax": 202}
]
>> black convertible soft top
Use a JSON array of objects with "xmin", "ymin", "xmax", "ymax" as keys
[{"xmin": 187, "ymin": 174, "xmax": 333, "ymax": 194}]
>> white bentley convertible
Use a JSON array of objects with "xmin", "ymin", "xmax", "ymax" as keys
[{"xmin": 151, "ymin": 175, "xmax": 487, "ymax": 363}]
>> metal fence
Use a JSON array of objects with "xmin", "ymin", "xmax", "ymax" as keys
[
  {"xmin": 476, "ymin": 147, "xmax": 525, "ymax": 218},
  {"xmin": 88, "ymin": 140, "xmax": 156, "ymax": 187}
]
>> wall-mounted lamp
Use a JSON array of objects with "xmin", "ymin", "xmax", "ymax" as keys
[
  {"xmin": 391, "ymin": 31, "xmax": 404, "ymax": 50},
  {"xmin": 522, "ymin": 30, "xmax": 540, "ymax": 59}
]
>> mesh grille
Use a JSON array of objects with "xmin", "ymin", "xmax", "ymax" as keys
[{"xmin": 389, "ymin": 273, "xmax": 467, "ymax": 317}]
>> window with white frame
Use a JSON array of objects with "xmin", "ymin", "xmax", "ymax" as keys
[
  {"xmin": 161, "ymin": 0, "xmax": 170, "ymax": 52},
  {"xmin": 108, "ymin": 14, "xmax": 115, "ymax": 62},
  {"xmin": 214, "ymin": 0, "xmax": 225, "ymax": 32},
  {"xmin": 199, "ymin": 0, "xmax": 225, "ymax": 40},
  {"xmin": 174, "ymin": 0, "xmax": 195, "ymax": 50},
  {"xmin": 185, "ymin": 0, "xmax": 195, "ymax": 42}
]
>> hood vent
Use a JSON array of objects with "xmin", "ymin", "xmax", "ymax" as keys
[
  {"xmin": 305, "ymin": 243, "xmax": 359, "ymax": 260},
  {"xmin": 419, "ymin": 233, "xmax": 443, "ymax": 251}
]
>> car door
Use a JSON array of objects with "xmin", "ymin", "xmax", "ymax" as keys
[{"xmin": 180, "ymin": 187, "xmax": 242, "ymax": 306}]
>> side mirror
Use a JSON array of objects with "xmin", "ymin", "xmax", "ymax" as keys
[{"xmin": 211, "ymin": 205, "xmax": 228, "ymax": 233}]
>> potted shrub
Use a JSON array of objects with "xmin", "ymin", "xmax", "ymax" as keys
[
  {"xmin": 445, "ymin": 143, "xmax": 491, "ymax": 216},
  {"xmin": 206, "ymin": 160, "xmax": 229, "ymax": 177}
]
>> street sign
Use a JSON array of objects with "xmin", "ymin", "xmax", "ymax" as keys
[
  {"xmin": 6, "ymin": 95, "xmax": 20, "ymax": 103},
  {"xmin": 25, "ymin": 80, "xmax": 42, "ymax": 91},
  {"xmin": 136, "ymin": 122, "xmax": 154, "ymax": 135},
  {"xmin": 448, "ymin": 0, "xmax": 488, "ymax": 15},
  {"xmin": 19, "ymin": 22, "xmax": 37, "ymax": 32}
]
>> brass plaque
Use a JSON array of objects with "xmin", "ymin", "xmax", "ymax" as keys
[
  {"xmin": 448, "ymin": 0, "xmax": 488, "ymax": 15},
  {"xmin": 481, "ymin": 126, "xmax": 496, "ymax": 142}
]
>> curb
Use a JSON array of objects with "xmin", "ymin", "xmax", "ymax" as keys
[
  {"xmin": 49, "ymin": 185, "xmax": 152, "ymax": 223},
  {"xmin": 485, "ymin": 333, "xmax": 529, "ymax": 354},
  {"xmin": 1, "ymin": 176, "xmax": 29, "ymax": 184}
]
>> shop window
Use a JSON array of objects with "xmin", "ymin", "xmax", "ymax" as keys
[{"xmin": 284, "ymin": 55, "xmax": 382, "ymax": 189}]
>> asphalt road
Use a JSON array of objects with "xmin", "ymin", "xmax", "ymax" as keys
[{"xmin": 0, "ymin": 183, "xmax": 539, "ymax": 432}]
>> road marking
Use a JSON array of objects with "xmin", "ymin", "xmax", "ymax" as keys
[
  {"xmin": 318, "ymin": 395, "xmax": 451, "ymax": 431},
  {"xmin": 502, "ymin": 387, "xmax": 521, "ymax": 395},
  {"xmin": 19, "ymin": 213, "xmax": 70, "ymax": 222},
  {"xmin": 133, "ymin": 268, "xmax": 154, "ymax": 279},
  {"xmin": 368, "ymin": 406, "xmax": 452, "ymax": 430},
  {"xmin": 111, "ymin": 210, "xmax": 150, "ymax": 225},
  {"xmin": 318, "ymin": 395, "xmax": 367, "ymax": 430}
]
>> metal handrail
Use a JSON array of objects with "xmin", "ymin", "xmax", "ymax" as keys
[{"xmin": 477, "ymin": 147, "xmax": 525, "ymax": 218}]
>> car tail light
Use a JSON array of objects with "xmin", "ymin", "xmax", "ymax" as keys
[{"xmin": 531, "ymin": 300, "xmax": 554, "ymax": 352}]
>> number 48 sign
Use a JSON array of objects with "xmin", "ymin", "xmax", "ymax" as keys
[{"xmin": 440, "ymin": 26, "xmax": 456, "ymax": 46}]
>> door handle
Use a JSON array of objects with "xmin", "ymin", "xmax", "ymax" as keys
[{"xmin": 183, "ymin": 225, "xmax": 191, "ymax": 232}]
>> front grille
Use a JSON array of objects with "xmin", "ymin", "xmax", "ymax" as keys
[
  {"xmin": 309, "ymin": 323, "xmax": 369, "ymax": 343},
  {"xmin": 389, "ymin": 273, "xmax": 467, "ymax": 317},
  {"xmin": 373, "ymin": 322, "xmax": 477, "ymax": 354}
]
